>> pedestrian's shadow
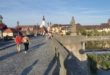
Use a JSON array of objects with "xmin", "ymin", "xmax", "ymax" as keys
[
  {"xmin": 0, "ymin": 42, "xmax": 45, "ymax": 61},
  {"xmin": 0, "ymin": 40, "xmax": 13, "ymax": 47},
  {"xmin": 52, "ymin": 53, "xmax": 61, "ymax": 75},
  {"xmin": 0, "ymin": 44, "xmax": 15, "ymax": 50},
  {"xmin": 0, "ymin": 50, "xmax": 24, "ymax": 61},
  {"xmin": 29, "ymin": 42, "xmax": 46, "ymax": 51},
  {"xmin": 43, "ymin": 54, "xmax": 60, "ymax": 75},
  {"xmin": 21, "ymin": 60, "xmax": 39, "ymax": 75}
]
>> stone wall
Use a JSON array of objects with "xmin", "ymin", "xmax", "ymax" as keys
[{"xmin": 53, "ymin": 35, "xmax": 91, "ymax": 75}]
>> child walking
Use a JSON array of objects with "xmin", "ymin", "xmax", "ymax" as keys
[{"xmin": 22, "ymin": 35, "xmax": 30, "ymax": 53}]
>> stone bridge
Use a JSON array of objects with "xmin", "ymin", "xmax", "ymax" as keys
[
  {"xmin": 0, "ymin": 36, "xmax": 89, "ymax": 75},
  {"xmin": 1, "ymin": 35, "xmax": 110, "ymax": 75}
]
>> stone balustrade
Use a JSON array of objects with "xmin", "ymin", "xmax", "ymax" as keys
[{"xmin": 52, "ymin": 34, "xmax": 91, "ymax": 75}]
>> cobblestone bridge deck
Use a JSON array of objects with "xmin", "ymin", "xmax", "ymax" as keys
[{"xmin": 0, "ymin": 36, "xmax": 90, "ymax": 75}]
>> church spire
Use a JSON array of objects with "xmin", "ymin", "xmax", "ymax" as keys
[
  {"xmin": 70, "ymin": 16, "xmax": 75, "ymax": 25},
  {"xmin": 40, "ymin": 16, "xmax": 46, "ymax": 28},
  {"xmin": 43, "ymin": 16, "xmax": 45, "ymax": 21}
]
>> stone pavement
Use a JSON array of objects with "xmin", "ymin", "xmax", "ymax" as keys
[
  {"xmin": 0, "ymin": 36, "xmax": 58, "ymax": 75},
  {"xmin": 0, "ymin": 40, "xmax": 15, "ymax": 50}
]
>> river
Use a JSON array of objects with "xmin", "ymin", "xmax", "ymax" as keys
[{"xmin": 97, "ymin": 70, "xmax": 110, "ymax": 75}]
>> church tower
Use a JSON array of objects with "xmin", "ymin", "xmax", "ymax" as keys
[
  {"xmin": 40, "ymin": 16, "xmax": 46, "ymax": 28},
  {"xmin": 70, "ymin": 16, "xmax": 77, "ymax": 36}
]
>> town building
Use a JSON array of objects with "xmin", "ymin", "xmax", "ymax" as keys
[
  {"xmin": 0, "ymin": 15, "xmax": 7, "ymax": 39},
  {"xmin": 50, "ymin": 17, "xmax": 75, "ymax": 35},
  {"xmin": 78, "ymin": 19, "xmax": 110, "ymax": 33},
  {"xmin": 3, "ymin": 28, "xmax": 18, "ymax": 39},
  {"xmin": 15, "ymin": 16, "xmax": 48, "ymax": 36},
  {"xmin": 16, "ymin": 24, "xmax": 39, "ymax": 36},
  {"xmin": 50, "ymin": 17, "xmax": 110, "ymax": 36}
]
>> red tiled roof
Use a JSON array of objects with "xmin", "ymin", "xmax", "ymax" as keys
[
  {"xmin": 4, "ymin": 28, "xmax": 17, "ymax": 33},
  {"xmin": 16, "ymin": 25, "xmax": 39, "ymax": 30},
  {"xmin": 4, "ymin": 28, "xmax": 12, "ymax": 33},
  {"xmin": 0, "ymin": 23, "xmax": 7, "ymax": 30}
]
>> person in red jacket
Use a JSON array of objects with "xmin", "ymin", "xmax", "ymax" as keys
[{"xmin": 15, "ymin": 34, "xmax": 22, "ymax": 52}]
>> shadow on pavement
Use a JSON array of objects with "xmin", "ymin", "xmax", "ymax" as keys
[
  {"xmin": 0, "ymin": 51, "xmax": 18, "ymax": 61},
  {"xmin": 64, "ymin": 52, "xmax": 88, "ymax": 75},
  {"xmin": 0, "ymin": 42, "xmax": 45, "ymax": 61},
  {"xmin": 29, "ymin": 42, "xmax": 46, "ymax": 51},
  {"xmin": 0, "ymin": 44, "xmax": 16, "ymax": 50},
  {"xmin": 21, "ymin": 60, "xmax": 39, "ymax": 75},
  {"xmin": 0, "ymin": 40, "xmax": 13, "ymax": 47},
  {"xmin": 52, "ymin": 53, "xmax": 61, "ymax": 75},
  {"xmin": 43, "ymin": 55, "xmax": 60, "ymax": 75},
  {"xmin": 0, "ymin": 50, "xmax": 25, "ymax": 61}
]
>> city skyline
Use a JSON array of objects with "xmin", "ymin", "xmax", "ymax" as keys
[{"xmin": 0, "ymin": 0, "xmax": 110, "ymax": 27}]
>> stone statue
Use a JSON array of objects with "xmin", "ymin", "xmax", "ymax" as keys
[{"xmin": 0, "ymin": 15, "xmax": 3, "ymax": 23}]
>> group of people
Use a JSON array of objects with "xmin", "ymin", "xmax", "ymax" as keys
[
  {"xmin": 14, "ymin": 32, "xmax": 52, "ymax": 53},
  {"xmin": 15, "ymin": 34, "xmax": 29, "ymax": 53}
]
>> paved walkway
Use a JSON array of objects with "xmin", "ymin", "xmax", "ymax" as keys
[
  {"xmin": 0, "ymin": 40, "xmax": 15, "ymax": 50},
  {"xmin": 0, "ymin": 36, "xmax": 57, "ymax": 75}
]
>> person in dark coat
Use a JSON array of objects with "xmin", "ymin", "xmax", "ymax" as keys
[{"xmin": 22, "ymin": 35, "xmax": 30, "ymax": 53}]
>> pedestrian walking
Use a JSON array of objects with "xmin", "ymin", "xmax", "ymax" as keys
[
  {"xmin": 22, "ymin": 35, "xmax": 30, "ymax": 53},
  {"xmin": 15, "ymin": 34, "xmax": 22, "ymax": 52}
]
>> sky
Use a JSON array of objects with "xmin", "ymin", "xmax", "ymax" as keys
[{"xmin": 0, "ymin": 0, "xmax": 110, "ymax": 27}]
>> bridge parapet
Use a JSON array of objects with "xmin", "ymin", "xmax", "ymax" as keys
[
  {"xmin": 52, "ymin": 34, "xmax": 91, "ymax": 75},
  {"xmin": 53, "ymin": 35, "xmax": 86, "ymax": 60}
]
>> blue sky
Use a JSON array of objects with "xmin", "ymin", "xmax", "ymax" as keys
[{"xmin": 0, "ymin": 0, "xmax": 110, "ymax": 27}]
